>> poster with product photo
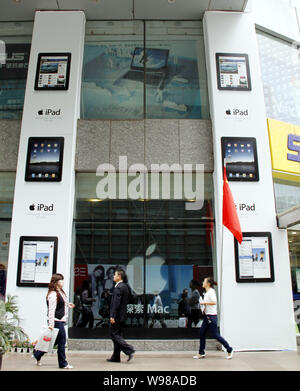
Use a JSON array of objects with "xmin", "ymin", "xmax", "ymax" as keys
[
  {"xmin": 17, "ymin": 236, "xmax": 57, "ymax": 287},
  {"xmin": 234, "ymin": 233, "xmax": 274, "ymax": 283},
  {"xmin": 216, "ymin": 53, "xmax": 251, "ymax": 91},
  {"xmin": 81, "ymin": 40, "xmax": 205, "ymax": 119}
]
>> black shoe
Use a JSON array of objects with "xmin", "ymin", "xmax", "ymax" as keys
[
  {"xmin": 106, "ymin": 358, "xmax": 121, "ymax": 363},
  {"xmin": 127, "ymin": 350, "xmax": 135, "ymax": 362}
]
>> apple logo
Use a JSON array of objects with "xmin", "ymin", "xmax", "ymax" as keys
[
  {"xmin": 127, "ymin": 243, "xmax": 167, "ymax": 295},
  {"xmin": 29, "ymin": 204, "xmax": 35, "ymax": 211},
  {"xmin": 226, "ymin": 109, "xmax": 231, "ymax": 115},
  {"xmin": 38, "ymin": 110, "xmax": 43, "ymax": 115}
]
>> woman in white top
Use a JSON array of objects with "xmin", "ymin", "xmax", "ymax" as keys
[
  {"xmin": 33, "ymin": 273, "xmax": 75, "ymax": 369},
  {"xmin": 193, "ymin": 277, "xmax": 233, "ymax": 360}
]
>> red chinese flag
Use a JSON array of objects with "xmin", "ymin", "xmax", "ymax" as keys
[{"xmin": 222, "ymin": 167, "xmax": 243, "ymax": 244}]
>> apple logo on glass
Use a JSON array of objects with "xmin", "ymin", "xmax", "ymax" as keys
[
  {"xmin": 29, "ymin": 204, "xmax": 35, "ymax": 211},
  {"xmin": 127, "ymin": 243, "xmax": 167, "ymax": 296}
]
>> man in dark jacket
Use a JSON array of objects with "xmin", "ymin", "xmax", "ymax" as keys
[{"xmin": 107, "ymin": 269, "xmax": 135, "ymax": 363}]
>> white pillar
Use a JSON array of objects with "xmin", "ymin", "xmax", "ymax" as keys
[
  {"xmin": 6, "ymin": 11, "xmax": 85, "ymax": 341},
  {"xmin": 203, "ymin": 11, "xmax": 296, "ymax": 350}
]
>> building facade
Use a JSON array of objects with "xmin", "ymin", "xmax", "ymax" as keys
[{"xmin": 0, "ymin": 0, "xmax": 299, "ymax": 351}]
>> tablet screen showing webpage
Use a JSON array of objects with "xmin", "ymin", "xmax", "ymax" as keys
[
  {"xmin": 37, "ymin": 55, "xmax": 69, "ymax": 88},
  {"xmin": 219, "ymin": 55, "xmax": 249, "ymax": 89},
  {"xmin": 20, "ymin": 240, "xmax": 55, "ymax": 284}
]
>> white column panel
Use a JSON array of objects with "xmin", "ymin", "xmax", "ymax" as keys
[
  {"xmin": 203, "ymin": 11, "xmax": 296, "ymax": 350},
  {"xmin": 6, "ymin": 11, "xmax": 85, "ymax": 341}
]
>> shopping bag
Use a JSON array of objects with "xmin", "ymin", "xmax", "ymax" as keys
[
  {"xmin": 178, "ymin": 317, "xmax": 188, "ymax": 328},
  {"xmin": 35, "ymin": 327, "xmax": 59, "ymax": 353}
]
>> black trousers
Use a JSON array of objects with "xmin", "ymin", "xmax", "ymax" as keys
[
  {"xmin": 109, "ymin": 321, "xmax": 134, "ymax": 361},
  {"xmin": 187, "ymin": 309, "xmax": 201, "ymax": 328}
]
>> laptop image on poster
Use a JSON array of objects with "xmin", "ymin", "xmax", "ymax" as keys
[{"xmin": 119, "ymin": 47, "xmax": 169, "ymax": 88}]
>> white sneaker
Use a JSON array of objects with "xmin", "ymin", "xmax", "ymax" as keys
[
  {"xmin": 226, "ymin": 350, "xmax": 234, "ymax": 360},
  {"xmin": 32, "ymin": 354, "xmax": 42, "ymax": 366},
  {"xmin": 62, "ymin": 364, "xmax": 73, "ymax": 369},
  {"xmin": 193, "ymin": 354, "xmax": 206, "ymax": 359}
]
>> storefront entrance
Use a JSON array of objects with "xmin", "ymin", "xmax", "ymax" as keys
[{"xmin": 69, "ymin": 176, "xmax": 216, "ymax": 339}]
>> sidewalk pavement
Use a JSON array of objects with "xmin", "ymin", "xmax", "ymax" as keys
[{"xmin": 2, "ymin": 349, "xmax": 300, "ymax": 371}]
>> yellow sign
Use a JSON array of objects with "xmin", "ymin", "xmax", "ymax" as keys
[{"xmin": 267, "ymin": 118, "xmax": 300, "ymax": 180}]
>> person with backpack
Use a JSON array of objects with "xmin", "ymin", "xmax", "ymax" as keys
[
  {"xmin": 32, "ymin": 273, "xmax": 74, "ymax": 369},
  {"xmin": 193, "ymin": 277, "xmax": 234, "ymax": 360},
  {"xmin": 107, "ymin": 269, "xmax": 135, "ymax": 363}
]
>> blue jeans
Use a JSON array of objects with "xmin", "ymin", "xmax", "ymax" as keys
[
  {"xmin": 33, "ymin": 321, "xmax": 68, "ymax": 368},
  {"xmin": 199, "ymin": 315, "xmax": 232, "ymax": 355}
]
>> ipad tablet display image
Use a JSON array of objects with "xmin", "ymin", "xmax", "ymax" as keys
[
  {"xmin": 216, "ymin": 53, "xmax": 251, "ymax": 91},
  {"xmin": 25, "ymin": 137, "xmax": 64, "ymax": 182},
  {"xmin": 34, "ymin": 53, "xmax": 71, "ymax": 90},
  {"xmin": 17, "ymin": 236, "xmax": 58, "ymax": 287},
  {"xmin": 222, "ymin": 137, "xmax": 259, "ymax": 181},
  {"xmin": 234, "ymin": 233, "xmax": 274, "ymax": 283}
]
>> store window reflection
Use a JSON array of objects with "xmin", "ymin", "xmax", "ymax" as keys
[
  {"xmin": 71, "ymin": 173, "xmax": 215, "ymax": 337},
  {"xmin": 0, "ymin": 22, "xmax": 33, "ymax": 120},
  {"xmin": 257, "ymin": 31, "xmax": 300, "ymax": 127}
]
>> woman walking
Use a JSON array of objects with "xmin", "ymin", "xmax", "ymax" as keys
[
  {"xmin": 33, "ymin": 273, "xmax": 74, "ymax": 369},
  {"xmin": 193, "ymin": 277, "xmax": 233, "ymax": 360}
]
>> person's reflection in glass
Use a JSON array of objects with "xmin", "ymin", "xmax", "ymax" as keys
[
  {"xmin": 178, "ymin": 288, "xmax": 190, "ymax": 318},
  {"xmin": 187, "ymin": 280, "xmax": 201, "ymax": 328},
  {"xmin": 76, "ymin": 280, "xmax": 96, "ymax": 328},
  {"xmin": 73, "ymin": 287, "xmax": 82, "ymax": 327},
  {"xmin": 95, "ymin": 289, "xmax": 112, "ymax": 328},
  {"xmin": 149, "ymin": 291, "xmax": 167, "ymax": 328}
]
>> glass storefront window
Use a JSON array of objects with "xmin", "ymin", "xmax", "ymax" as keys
[
  {"xmin": 257, "ymin": 30, "xmax": 300, "ymax": 127},
  {"xmin": 273, "ymin": 178, "xmax": 300, "ymax": 213},
  {"xmin": 0, "ymin": 22, "xmax": 33, "ymax": 120},
  {"xmin": 288, "ymin": 230, "xmax": 300, "ymax": 333},
  {"xmin": 71, "ymin": 173, "xmax": 215, "ymax": 338},
  {"xmin": 145, "ymin": 21, "xmax": 209, "ymax": 119},
  {"xmin": 82, "ymin": 21, "xmax": 144, "ymax": 120},
  {"xmin": 81, "ymin": 20, "xmax": 209, "ymax": 120},
  {"xmin": 0, "ymin": 172, "xmax": 16, "ymax": 300}
]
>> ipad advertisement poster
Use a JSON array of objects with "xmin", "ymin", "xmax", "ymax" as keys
[{"xmin": 17, "ymin": 237, "xmax": 57, "ymax": 286}]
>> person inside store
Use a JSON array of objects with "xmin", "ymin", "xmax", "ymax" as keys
[
  {"xmin": 33, "ymin": 273, "xmax": 75, "ymax": 369},
  {"xmin": 76, "ymin": 279, "xmax": 96, "ymax": 328},
  {"xmin": 193, "ymin": 276, "xmax": 234, "ymax": 360},
  {"xmin": 107, "ymin": 269, "xmax": 135, "ymax": 363},
  {"xmin": 149, "ymin": 291, "xmax": 167, "ymax": 328},
  {"xmin": 187, "ymin": 280, "xmax": 202, "ymax": 328}
]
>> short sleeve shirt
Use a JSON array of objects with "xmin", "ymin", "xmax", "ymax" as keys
[{"xmin": 203, "ymin": 288, "xmax": 217, "ymax": 315}]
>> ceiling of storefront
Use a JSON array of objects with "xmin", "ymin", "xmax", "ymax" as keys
[{"xmin": 0, "ymin": 0, "xmax": 248, "ymax": 21}]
